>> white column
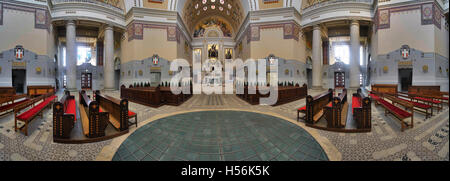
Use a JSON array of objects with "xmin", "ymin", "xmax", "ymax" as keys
[
  {"xmin": 66, "ymin": 20, "xmax": 77, "ymax": 91},
  {"xmin": 350, "ymin": 20, "xmax": 360, "ymax": 89},
  {"xmin": 312, "ymin": 25, "xmax": 322, "ymax": 90},
  {"xmin": 103, "ymin": 25, "xmax": 115, "ymax": 90}
]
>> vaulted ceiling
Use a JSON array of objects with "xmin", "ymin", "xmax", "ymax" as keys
[{"xmin": 182, "ymin": 0, "xmax": 244, "ymax": 35}]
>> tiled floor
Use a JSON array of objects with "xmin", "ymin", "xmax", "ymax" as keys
[
  {"xmin": 0, "ymin": 89, "xmax": 448, "ymax": 161},
  {"xmin": 112, "ymin": 111, "xmax": 328, "ymax": 161}
]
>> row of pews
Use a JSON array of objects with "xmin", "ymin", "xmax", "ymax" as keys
[
  {"xmin": 53, "ymin": 90, "xmax": 137, "ymax": 143},
  {"xmin": 369, "ymin": 84, "xmax": 448, "ymax": 132},
  {"xmin": 0, "ymin": 87, "xmax": 29, "ymax": 116},
  {"xmin": 369, "ymin": 91, "xmax": 414, "ymax": 132},
  {"xmin": 298, "ymin": 88, "xmax": 371, "ymax": 132},
  {"xmin": 14, "ymin": 92, "xmax": 57, "ymax": 135},
  {"xmin": 238, "ymin": 84, "xmax": 308, "ymax": 106},
  {"xmin": 120, "ymin": 85, "xmax": 193, "ymax": 107}
]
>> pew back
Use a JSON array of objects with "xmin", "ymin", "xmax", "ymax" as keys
[
  {"xmin": 53, "ymin": 91, "xmax": 76, "ymax": 139},
  {"xmin": 95, "ymin": 91, "xmax": 129, "ymax": 131},
  {"xmin": 79, "ymin": 90, "xmax": 108, "ymax": 138},
  {"xmin": 372, "ymin": 84, "xmax": 397, "ymax": 95},
  {"xmin": 306, "ymin": 89, "xmax": 333, "ymax": 124},
  {"xmin": 27, "ymin": 85, "xmax": 54, "ymax": 97},
  {"xmin": 408, "ymin": 85, "xmax": 440, "ymax": 96},
  {"xmin": 324, "ymin": 89, "xmax": 348, "ymax": 128},
  {"xmin": 352, "ymin": 88, "xmax": 371, "ymax": 129}
]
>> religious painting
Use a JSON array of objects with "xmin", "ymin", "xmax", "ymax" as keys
[
  {"xmin": 421, "ymin": 3, "xmax": 433, "ymax": 25},
  {"xmin": 378, "ymin": 9, "xmax": 390, "ymax": 29},
  {"xmin": 35, "ymin": 9, "xmax": 47, "ymax": 29},
  {"xmin": 167, "ymin": 26, "xmax": 177, "ymax": 41},
  {"xmin": 225, "ymin": 48, "xmax": 233, "ymax": 59},
  {"xmin": 433, "ymin": 4, "xmax": 441, "ymax": 29},
  {"xmin": 208, "ymin": 44, "xmax": 219, "ymax": 59},
  {"xmin": 193, "ymin": 18, "xmax": 232, "ymax": 38}
]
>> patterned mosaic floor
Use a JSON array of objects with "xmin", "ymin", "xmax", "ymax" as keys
[
  {"xmin": 111, "ymin": 111, "xmax": 328, "ymax": 161},
  {"xmin": 0, "ymin": 89, "xmax": 448, "ymax": 161}
]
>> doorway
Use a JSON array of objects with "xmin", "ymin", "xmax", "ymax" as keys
[
  {"xmin": 150, "ymin": 72, "xmax": 161, "ymax": 87},
  {"xmin": 115, "ymin": 70, "xmax": 120, "ymax": 90},
  {"xmin": 12, "ymin": 70, "xmax": 26, "ymax": 94},
  {"xmin": 81, "ymin": 73, "xmax": 92, "ymax": 90},
  {"xmin": 399, "ymin": 68, "xmax": 412, "ymax": 92},
  {"xmin": 307, "ymin": 68, "xmax": 312, "ymax": 87}
]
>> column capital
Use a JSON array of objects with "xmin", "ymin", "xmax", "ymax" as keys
[
  {"xmin": 105, "ymin": 24, "xmax": 114, "ymax": 30},
  {"xmin": 350, "ymin": 19, "xmax": 359, "ymax": 26},
  {"xmin": 66, "ymin": 19, "xmax": 76, "ymax": 26},
  {"xmin": 313, "ymin": 24, "xmax": 321, "ymax": 31}
]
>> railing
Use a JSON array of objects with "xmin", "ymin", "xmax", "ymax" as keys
[
  {"xmin": 51, "ymin": 0, "xmax": 123, "ymax": 13},
  {"xmin": 303, "ymin": 0, "xmax": 373, "ymax": 11}
]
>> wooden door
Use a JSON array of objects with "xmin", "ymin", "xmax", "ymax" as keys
[
  {"xmin": 81, "ymin": 73, "xmax": 92, "ymax": 89},
  {"xmin": 334, "ymin": 72, "xmax": 345, "ymax": 88}
]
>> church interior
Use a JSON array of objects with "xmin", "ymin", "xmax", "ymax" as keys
[{"xmin": 0, "ymin": 0, "xmax": 448, "ymax": 161}]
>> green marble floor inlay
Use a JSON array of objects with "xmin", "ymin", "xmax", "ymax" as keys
[{"xmin": 112, "ymin": 111, "xmax": 328, "ymax": 161}]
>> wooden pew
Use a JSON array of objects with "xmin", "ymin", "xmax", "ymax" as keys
[
  {"xmin": 241, "ymin": 84, "xmax": 308, "ymax": 106},
  {"xmin": 160, "ymin": 87, "xmax": 185, "ymax": 106},
  {"xmin": 14, "ymin": 92, "xmax": 57, "ymax": 136},
  {"xmin": 79, "ymin": 90, "xmax": 108, "ymax": 138},
  {"xmin": 0, "ymin": 87, "xmax": 29, "ymax": 116},
  {"xmin": 399, "ymin": 92, "xmax": 442, "ymax": 113},
  {"xmin": 94, "ymin": 90, "xmax": 130, "ymax": 131},
  {"xmin": 53, "ymin": 91, "xmax": 77, "ymax": 139},
  {"xmin": 377, "ymin": 95, "xmax": 414, "ymax": 132},
  {"xmin": 324, "ymin": 89, "xmax": 348, "ymax": 128},
  {"xmin": 304, "ymin": 89, "xmax": 333, "ymax": 124},
  {"xmin": 371, "ymin": 84, "xmax": 397, "ymax": 95},
  {"xmin": 27, "ymin": 85, "xmax": 55, "ymax": 97},
  {"xmin": 120, "ymin": 85, "xmax": 162, "ymax": 107},
  {"xmin": 408, "ymin": 85, "xmax": 445, "ymax": 110},
  {"xmin": 390, "ymin": 92, "xmax": 433, "ymax": 119},
  {"xmin": 352, "ymin": 89, "xmax": 372, "ymax": 130}
]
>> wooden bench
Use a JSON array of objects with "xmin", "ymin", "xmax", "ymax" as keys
[
  {"xmin": 352, "ymin": 89, "xmax": 372, "ymax": 130},
  {"xmin": 369, "ymin": 91, "xmax": 382, "ymax": 105},
  {"xmin": 14, "ymin": 92, "xmax": 57, "ymax": 136},
  {"xmin": 408, "ymin": 85, "xmax": 444, "ymax": 111},
  {"xmin": 390, "ymin": 93, "xmax": 433, "ymax": 119},
  {"xmin": 240, "ymin": 84, "xmax": 308, "ymax": 106},
  {"xmin": 120, "ymin": 85, "xmax": 162, "ymax": 107},
  {"xmin": 303, "ymin": 89, "xmax": 333, "ymax": 124},
  {"xmin": 371, "ymin": 84, "xmax": 397, "ymax": 95},
  {"xmin": 53, "ymin": 91, "xmax": 77, "ymax": 139},
  {"xmin": 27, "ymin": 85, "xmax": 55, "ymax": 97},
  {"xmin": 95, "ymin": 90, "xmax": 132, "ymax": 131},
  {"xmin": 79, "ymin": 90, "xmax": 108, "ymax": 138},
  {"xmin": 399, "ymin": 92, "xmax": 442, "ymax": 113},
  {"xmin": 0, "ymin": 88, "xmax": 29, "ymax": 116},
  {"xmin": 324, "ymin": 89, "xmax": 348, "ymax": 128},
  {"xmin": 377, "ymin": 96, "xmax": 413, "ymax": 132}
]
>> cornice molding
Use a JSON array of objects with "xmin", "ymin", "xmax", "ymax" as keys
[{"xmin": 51, "ymin": 2, "xmax": 125, "ymax": 29}]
